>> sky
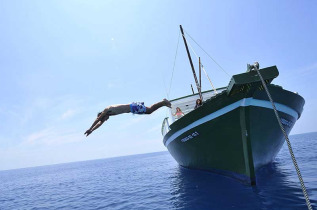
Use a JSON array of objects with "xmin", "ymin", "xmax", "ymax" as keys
[{"xmin": 0, "ymin": 0, "xmax": 316, "ymax": 171}]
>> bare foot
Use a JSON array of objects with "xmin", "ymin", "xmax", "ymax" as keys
[{"xmin": 163, "ymin": 99, "xmax": 172, "ymax": 108}]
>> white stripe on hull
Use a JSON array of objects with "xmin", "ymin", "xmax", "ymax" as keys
[{"xmin": 164, "ymin": 98, "xmax": 298, "ymax": 147}]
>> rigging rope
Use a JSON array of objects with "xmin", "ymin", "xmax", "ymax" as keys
[
  {"xmin": 202, "ymin": 65, "xmax": 218, "ymax": 94},
  {"xmin": 184, "ymin": 34, "xmax": 200, "ymax": 61},
  {"xmin": 167, "ymin": 31, "xmax": 181, "ymax": 100},
  {"xmin": 255, "ymin": 67, "xmax": 313, "ymax": 210},
  {"xmin": 184, "ymin": 30, "xmax": 231, "ymax": 77},
  {"xmin": 162, "ymin": 73, "xmax": 169, "ymax": 100},
  {"xmin": 184, "ymin": 34, "xmax": 218, "ymax": 94}
]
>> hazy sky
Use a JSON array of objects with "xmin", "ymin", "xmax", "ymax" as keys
[{"xmin": 1, "ymin": 0, "xmax": 316, "ymax": 170}]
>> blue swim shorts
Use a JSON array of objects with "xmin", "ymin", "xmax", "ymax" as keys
[{"xmin": 130, "ymin": 102, "xmax": 147, "ymax": 114}]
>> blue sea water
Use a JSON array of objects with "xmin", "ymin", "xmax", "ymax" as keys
[{"xmin": 0, "ymin": 132, "xmax": 316, "ymax": 210}]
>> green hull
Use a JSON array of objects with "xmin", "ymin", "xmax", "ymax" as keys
[{"xmin": 163, "ymin": 68, "xmax": 304, "ymax": 184}]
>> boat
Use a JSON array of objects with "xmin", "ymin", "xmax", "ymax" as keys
[{"xmin": 161, "ymin": 26, "xmax": 305, "ymax": 185}]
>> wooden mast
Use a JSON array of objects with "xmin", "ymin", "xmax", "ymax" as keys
[{"xmin": 180, "ymin": 25, "xmax": 202, "ymax": 100}]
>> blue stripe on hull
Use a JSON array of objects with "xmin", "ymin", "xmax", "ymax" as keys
[{"xmin": 165, "ymin": 98, "xmax": 298, "ymax": 147}]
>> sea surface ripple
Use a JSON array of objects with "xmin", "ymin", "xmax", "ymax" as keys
[{"xmin": 0, "ymin": 132, "xmax": 316, "ymax": 209}]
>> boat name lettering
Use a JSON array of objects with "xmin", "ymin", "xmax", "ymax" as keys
[
  {"xmin": 281, "ymin": 118, "xmax": 293, "ymax": 128},
  {"xmin": 181, "ymin": 131, "xmax": 200, "ymax": 142}
]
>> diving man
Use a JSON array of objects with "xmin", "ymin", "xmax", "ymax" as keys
[{"xmin": 84, "ymin": 99, "xmax": 171, "ymax": 137}]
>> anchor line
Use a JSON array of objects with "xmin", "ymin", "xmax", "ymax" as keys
[{"xmin": 255, "ymin": 67, "xmax": 312, "ymax": 210}]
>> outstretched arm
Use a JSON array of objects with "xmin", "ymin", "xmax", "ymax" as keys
[
  {"xmin": 92, "ymin": 109, "xmax": 109, "ymax": 128},
  {"xmin": 85, "ymin": 112, "xmax": 109, "ymax": 137},
  {"xmin": 85, "ymin": 120, "xmax": 105, "ymax": 136},
  {"xmin": 89, "ymin": 115, "xmax": 102, "ymax": 131}
]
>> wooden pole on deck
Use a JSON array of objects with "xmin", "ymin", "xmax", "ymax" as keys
[{"xmin": 180, "ymin": 25, "xmax": 202, "ymax": 100}]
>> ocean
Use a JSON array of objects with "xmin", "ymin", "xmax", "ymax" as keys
[{"xmin": 0, "ymin": 132, "xmax": 316, "ymax": 210}]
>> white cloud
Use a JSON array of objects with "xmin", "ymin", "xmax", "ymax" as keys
[
  {"xmin": 145, "ymin": 124, "xmax": 161, "ymax": 134},
  {"xmin": 118, "ymin": 115, "xmax": 147, "ymax": 129},
  {"xmin": 106, "ymin": 78, "xmax": 124, "ymax": 89},
  {"xmin": 26, "ymin": 128, "xmax": 53, "ymax": 144},
  {"xmin": 107, "ymin": 82, "xmax": 116, "ymax": 89},
  {"xmin": 300, "ymin": 62, "xmax": 317, "ymax": 74},
  {"xmin": 290, "ymin": 62, "xmax": 317, "ymax": 76},
  {"xmin": 61, "ymin": 109, "xmax": 77, "ymax": 120},
  {"xmin": 25, "ymin": 127, "xmax": 84, "ymax": 146},
  {"xmin": 111, "ymin": 37, "xmax": 117, "ymax": 50}
]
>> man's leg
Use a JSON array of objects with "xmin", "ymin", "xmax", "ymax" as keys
[{"xmin": 145, "ymin": 99, "xmax": 171, "ymax": 114}]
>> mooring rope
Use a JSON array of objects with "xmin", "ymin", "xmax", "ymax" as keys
[{"xmin": 255, "ymin": 67, "xmax": 313, "ymax": 210}]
